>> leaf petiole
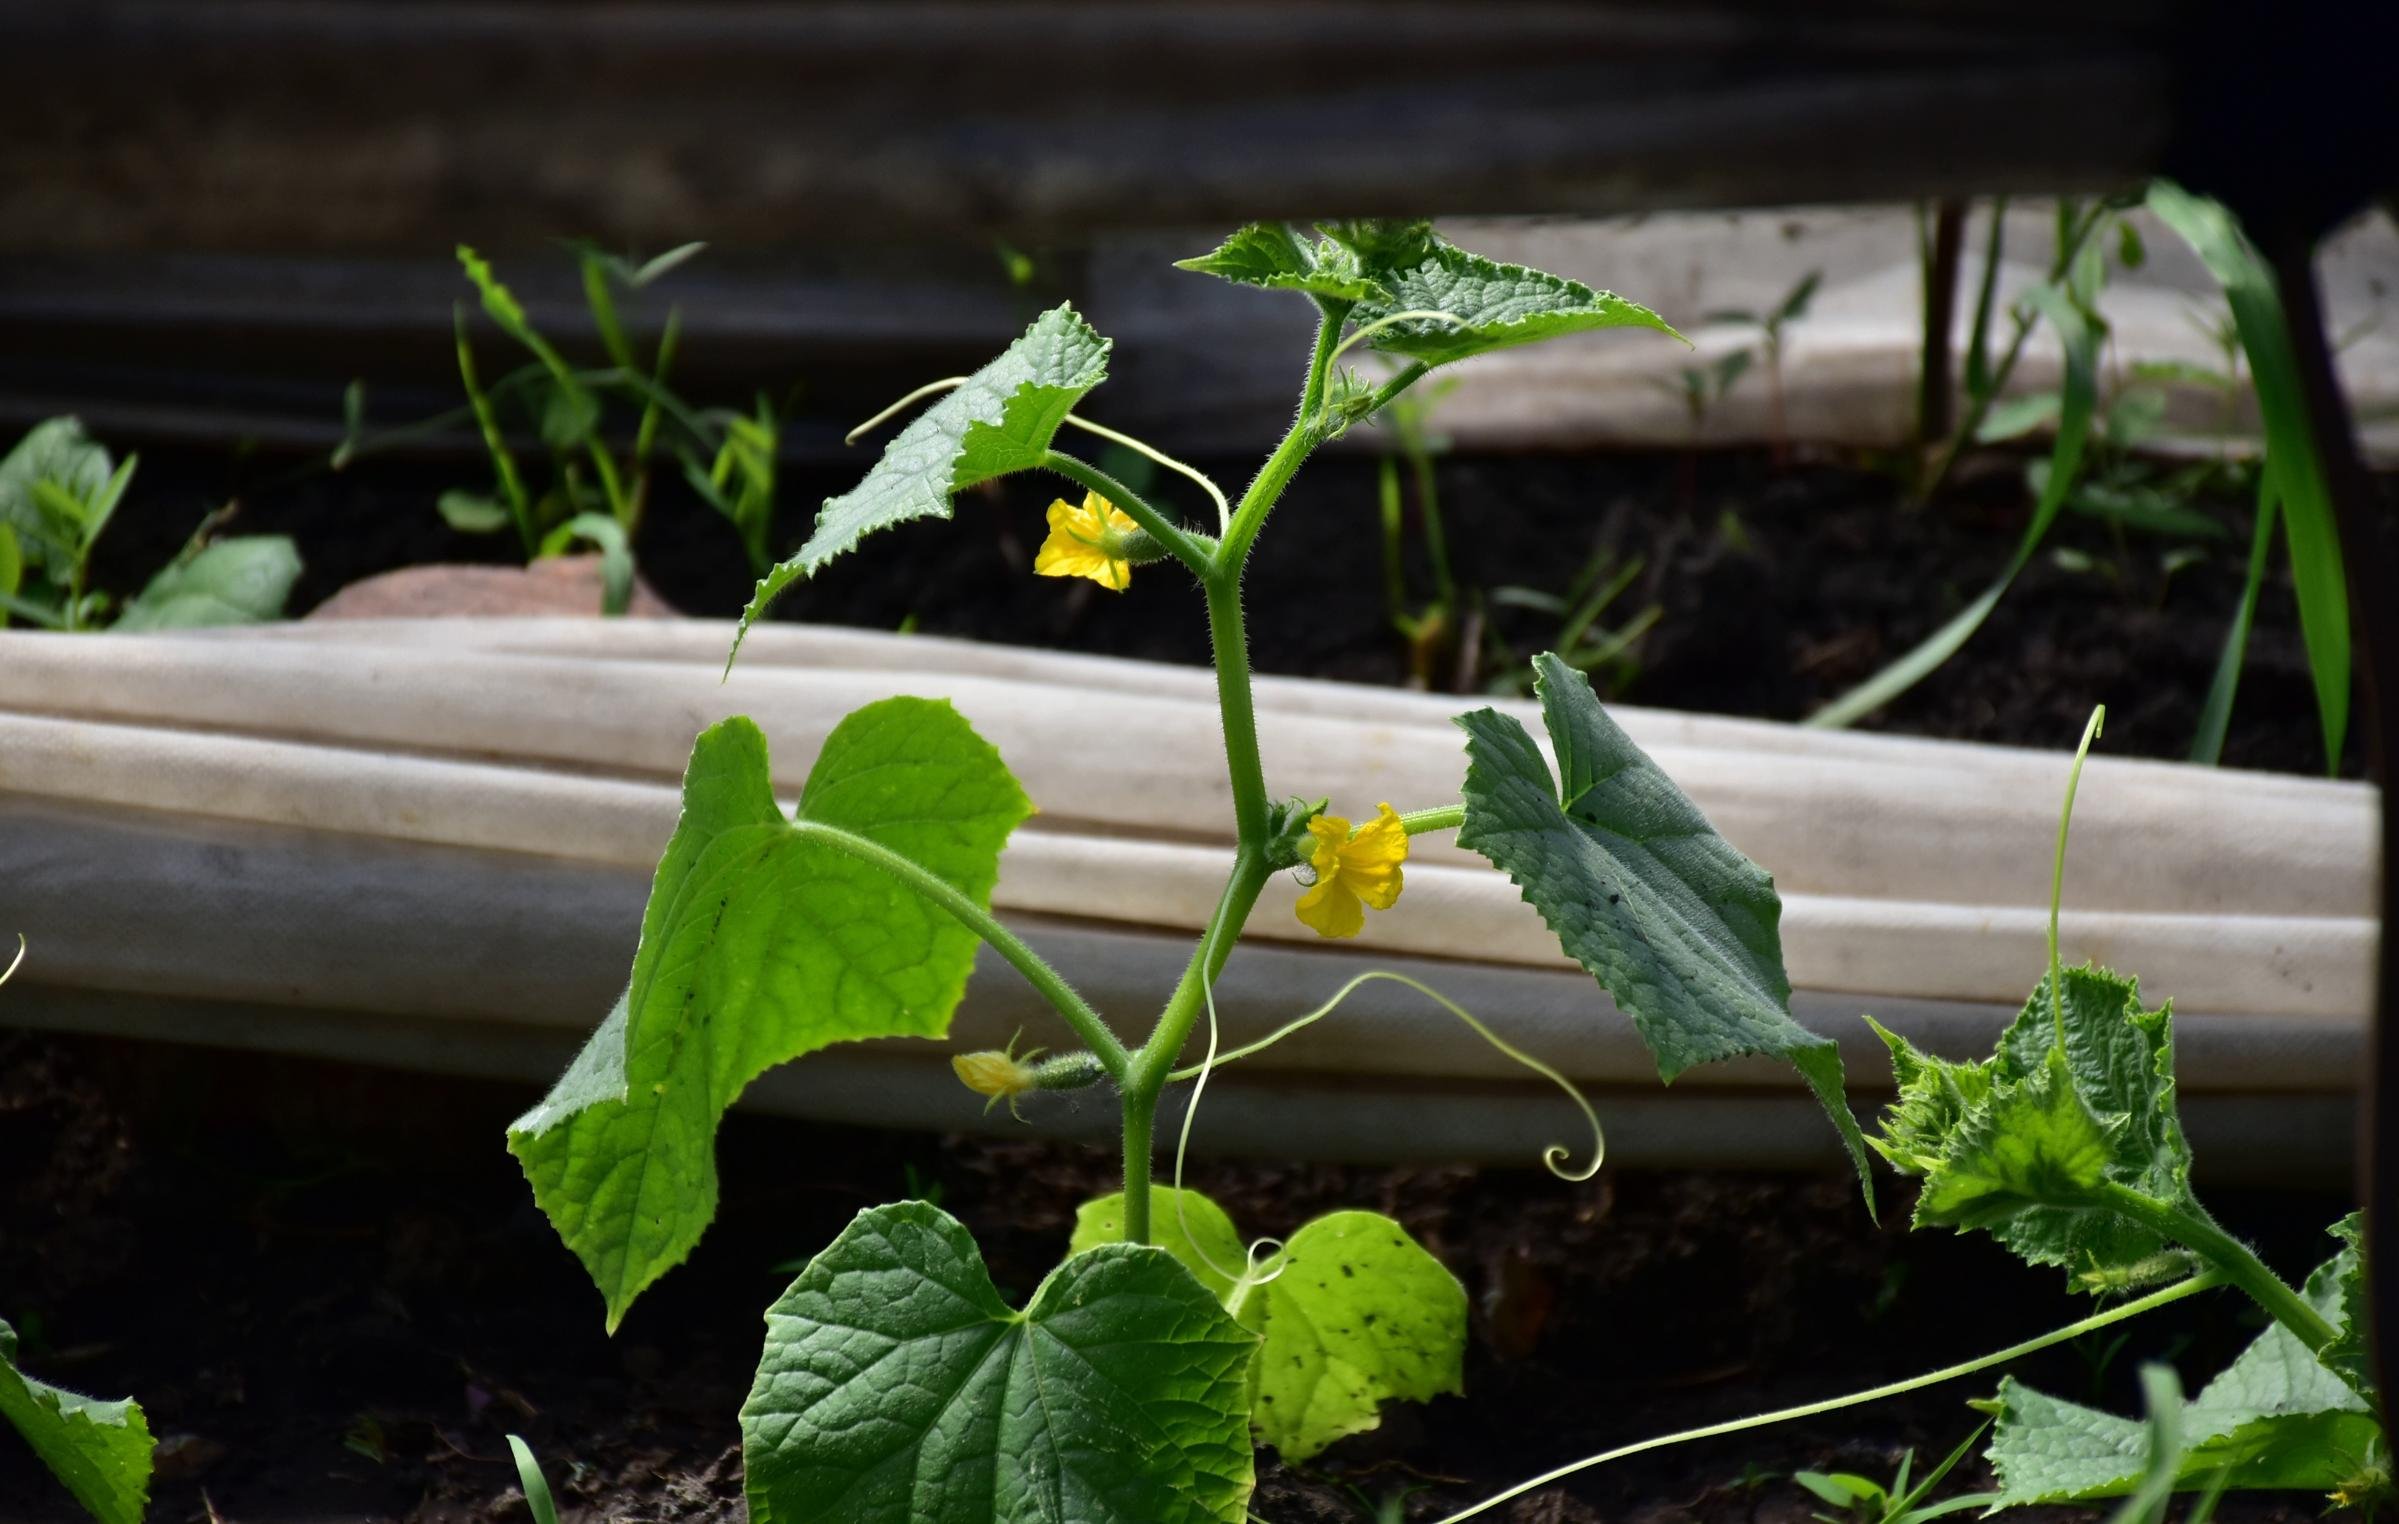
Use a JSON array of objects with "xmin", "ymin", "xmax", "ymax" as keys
[{"xmin": 783, "ymin": 818, "xmax": 1127, "ymax": 1079}]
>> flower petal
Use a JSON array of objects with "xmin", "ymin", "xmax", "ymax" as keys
[{"xmin": 1295, "ymin": 875, "xmax": 1366, "ymax": 939}]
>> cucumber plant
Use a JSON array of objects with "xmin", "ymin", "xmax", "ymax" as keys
[{"xmin": 507, "ymin": 218, "xmax": 1910, "ymax": 1523}]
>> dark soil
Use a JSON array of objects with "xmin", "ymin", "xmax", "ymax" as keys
[
  {"xmin": 95, "ymin": 440, "xmax": 2366, "ymax": 777},
  {"xmin": 0, "ymin": 1035, "xmax": 2361, "ymax": 1524}
]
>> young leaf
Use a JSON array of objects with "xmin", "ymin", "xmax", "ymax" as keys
[
  {"xmin": 1983, "ymin": 1231, "xmax": 2376, "ymax": 1503},
  {"xmin": 1174, "ymin": 223, "xmax": 1387, "ymax": 303},
  {"xmin": 0, "ymin": 418, "xmax": 112, "ymax": 568},
  {"xmin": 1873, "ymin": 965, "xmax": 2192, "ymax": 1283},
  {"xmin": 113, "ymin": 536, "xmax": 302, "ymax": 631},
  {"xmin": 1456, "ymin": 651, "xmax": 1873, "ymax": 1201},
  {"xmin": 0, "ymin": 524, "xmax": 21, "ymax": 628},
  {"xmin": 436, "ymin": 489, "xmax": 514, "ymax": 534},
  {"xmin": 1346, "ymin": 228, "xmax": 1682, "ymax": 366},
  {"xmin": 740, "ymin": 304, "xmax": 1110, "ymax": 645},
  {"xmin": 1242, "ymin": 1210, "xmax": 1467, "ymax": 1462},
  {"xmin": 509, "ymin": 704, "xmax": 1032, "ymax": 1329},
  {"xmin": 740, "ymin": 1201, "xmax": 1255, "ymax": 1524},
  {"xmin": 1067, "ymin": 1190, "xmax": 1468, "ymax": 1462},
  {"xmin": 0, "ymin": 1318, "xmax": 154, "ymax": 1524},
  {"xmin": 1070, "ymin": 1187, "xmax": 1246, "ymax": 1301}
]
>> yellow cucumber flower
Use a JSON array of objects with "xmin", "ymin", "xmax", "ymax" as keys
[
  {"xmin": 1294, "ymin": 803, "xmax": 1408, "ymax": 939},
  {"xmin": 1034, "ymin": 491, "xmax": 1140, "ymax": 591}
]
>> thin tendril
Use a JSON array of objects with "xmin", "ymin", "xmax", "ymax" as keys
[
  {"xmin": 843, "ymin": 377, "xmax": 968, "ymax": 445},
  {"xmin": 1169, "ymin": 969, "xmax": 1604, "ymax": 1182},
  {"xmin": 1429, "ymin": 1272, "xmax": 2220, "ymax": 1524},
  {"xmin": 2049, "ymin": 704, "xmax": 2106, "ymax": 1047},
  {"xmin": 1060, "ymin": 414, "xmax": 1233, "ymax": 532},
  {"xmin": 0, "ymin": 934, "xmax": 23, "ymax": 988},
  {"xmin": 1169, "ymin": 920, "xmax": 1253, "ymax": 1283},
  {"xmin": 1329, "ymin": 309, "xmax": 1470, "ymax": 365}
]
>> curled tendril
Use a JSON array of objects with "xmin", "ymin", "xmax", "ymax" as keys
[
  {"xmin": 1169, "ymin": 968, "xmax": 1605, "ymax": 1184},
  {"xmin": 844, "ymin": 376, "xmax": 969, "ymax": 444}
]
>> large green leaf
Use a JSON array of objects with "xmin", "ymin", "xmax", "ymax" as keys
[
  {"xmin": 0, "ymin": 1319, "xmax": 153, "ymax": 1524},
  {"xmin": 509, "ymin": 703, "xmax": 1031, "ymax": 1329},
  {"xmin": 114, "ymin": 536, "xmax": 302, "ymax": 631},
  {"xmin": 739, "ymin": 304, "xmax": 1110, "ymax": 648},
  {"xmin": 740, "ymin": 1201, "xmax": 1256, "ymax": 1524},
  {"xmin": 1456, "ymin": 651, "xmax": 1872, "ymax": 1199},
  {"xmin": 1343, "ymin": 225, "xmax": 1681, "ymax": 365},
  {"xmin": 1872, "ymin": 965, "xmax": 2193, "ymax": 1284},
  {"xmin": 0, "ymin": 418, "xmax": 112, "ymax": 568},
  {"xmin": 1984, "ymin": 1233, "xmax": 2379, "ymax": 1503},
  {"xmin": 2147, "ymin": 181, "xmax": 2350, "ymax": 773},
  {"xmin": 1068, "ymin": 1189, "xmax": 1466, "ymax": 1464}
]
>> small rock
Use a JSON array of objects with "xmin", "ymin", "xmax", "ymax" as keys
[{"xmin": 306, "ymin": 555, "xmax": 674, "ymax": 620}]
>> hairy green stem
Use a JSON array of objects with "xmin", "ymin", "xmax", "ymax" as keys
[
  {"xmin": 1118, "ymin": 304, "xmax": 1356, "ymax": 1244},
  {"xmin": 1040, "ymin": 449, "xmax": 1215, "ymax": 578},
  {"xmin": 1120, "ymin": 848, "xmax": 1270, "ymax": 1243},
  {"xmin": 784, "ymin": 819, "xmax": 1127, "ymax": 1079},
  {"xmin": 2095, "ymin": 1184, "xmax": 2336, "ymax": 1353},
  {"xmin": 1432, "ymin": 1272, "xmax": 2223, "ymax": 1524},
  {"xmin": 1398, "ymin": 803, "xmax": 1466, "ymax": 835}
]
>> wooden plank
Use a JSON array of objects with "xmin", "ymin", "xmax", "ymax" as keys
[{"xmin": 0, "ymin": 2, "xmax": 2174, "ymax": 254}]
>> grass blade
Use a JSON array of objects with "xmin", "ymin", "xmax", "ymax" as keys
[
  {"xmin": 2148, "ymin": 181, "xmax": 2349, "ymax": 772},
  {"xmin": 2189, "ymin": 469, "xmax": 2279, "ymax": 764},
  {"xmin": 1809, "ymin": 284, "xmax": 2098, "ymax": 729},
  {"xmin": 505, "ymin": 1435, "xmax": 559, "ymax": 1524}
]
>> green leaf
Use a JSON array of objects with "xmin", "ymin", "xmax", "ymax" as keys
[
  {"xmin": 0, "ymin": 524, "xmax": 21, "ymax": 629},
  {"xmin": 740, "ymin": 1201, "xmax": 1255, "ymax": 1524},
  {"xmin": 0, "ymin": 418, "xmax": 112, "ymax": 568},
  {"xmin": 1066, "ymin": 1190, "xmax": 1468, "ymax": 1462},
  {"xmin": 1810, "ymin": 282, "xmax": 2099, "ymax": 728},
  {"xmin": 114, "ymin": 536, "xmax": 302, "ymax": 631},
  {"xmin": 1456, "ymin": 651, "xmax": 1873, "ymax": 1202},
  {"xmin": 509, "ymin": 705, "xmax": 1031, "ymax": 1329},
  {"xmin": 1070, "ymin": 1188, "xmax": 1246, "ymax": 1302},
  {"xmin": 1976, "ymin": 391, "xmax": 2072, "ymax": 444},
  {"xmin": 2317, "ymin": 1214, "xmax": 2371, "ymax": 1400},
  {"xmin": 1243, "ymin": 1210, "xmax": 1467, "ymax": 1462},
  {"xmin": 2190, "ymin": 472, "xmax": 2279, "ymax": 765},
  {"xmin": 2148, "ymin": 181, "xmax": 2350, "ymax": 773},
  {"xmin": 0, "ymin": 1318, "xmax": 154, "ymax": 1524},
  {"xmin": 1915, "ymin": 1047, "xmax": 2113, "ymax": 1230},
  {"xmin": 541, "ymin": 512, "xmax": 634, "ymax": 616},
  {"xmin": 1174, "ymin": 223, "xmax": 1388, "ymax": 303},
  {"xmin": 1349, "ymin": 229, "xmax": 1682, "ymax": 366},
  {"xmin": 1875, "ymin": 965, "xmax": 2192, "ymax": 1283},
  {"xmin": 436, "ymin": 489, "xmax": 514, "ymax": 534},
  {"xmin": 1984, "ymin": 1232, "xmax": 2379, "ymax": 1504},
  {"xmin": 507, "ymin": 1435, "xmax": 562, "ymax": 1524},
  {"xmin": 739, "ymin": 304, "xmax": 1110, "ymax": 647}
]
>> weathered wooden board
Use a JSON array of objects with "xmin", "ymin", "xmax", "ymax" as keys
[{"xmin": 0, "ymin": 2, "xmax": 2180, "ymax": 254}]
